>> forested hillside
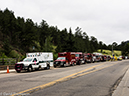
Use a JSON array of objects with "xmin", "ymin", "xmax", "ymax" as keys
[{"xmin": 0, "ymin": 8, "xmax": 128, "ymax": 59}]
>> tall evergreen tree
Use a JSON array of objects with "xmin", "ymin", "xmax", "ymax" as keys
[
  {"xmin": 39, "ymin": 20, "xmax": 49, "ymax": 51},
  {"xmin": 65, "ymin": 28, "xmax": 75, "ymax": 52},
  {"xmin": 56, "ymin": 28, "xmax": 68, "ymax": 52},
  {"xmin": 44, "ymin": 36, "xmax": 53, "ymax": 52},
  {"xmin": 82, "ymin": 32, "xmax": 90, "ymax": 53},
  {"xmin": 99, "ymin": 41, "xmax": 103, "ymax": 53},
  {"xmin": 90, "ymin": 36, "xmax": 98, "ymax": 52}
]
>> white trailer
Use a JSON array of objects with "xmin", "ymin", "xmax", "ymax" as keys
[{"xmin": 15, "ymin": 52, "xmax": 53, "ymax": 73}]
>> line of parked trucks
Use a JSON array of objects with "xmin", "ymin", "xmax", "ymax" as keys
[{"xmin": 15, "ymin": 52, "xmax": 112, "ymax": 73}]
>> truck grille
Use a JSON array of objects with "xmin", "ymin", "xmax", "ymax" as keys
[
  {"xmin": 54, "ymin": 61, "xmax": 61, "ymax": 64},
  {"xmin": 15, "ymin": 64, "xmax": 24, "ymax": 70}
]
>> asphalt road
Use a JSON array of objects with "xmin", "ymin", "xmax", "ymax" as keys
[{"xmin": 0, "ymin": 60, "xmax": 129, "ymax": 96}]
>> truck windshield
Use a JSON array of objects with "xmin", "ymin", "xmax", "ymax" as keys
[
  {"xmin": 87, "ymin": 55, "xmax": 90, "ymax": 57},
  {"xmin": 57, "ymin": 57, "xmax": 65, "ymax": 60},
  {"xmin": 23, "ymin": 58, "xmax": 33, "ymax": 62},
  {"xmin": 75, "ymin": 54, "xmax": 79, "ymax": 57}
]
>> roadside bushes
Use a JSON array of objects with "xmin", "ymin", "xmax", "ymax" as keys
[
  {"xmin": 8, "ymin": 50, "xmax": 21, "ymax": 58},
  {"xmin": 0, "ymin": 52, "xmax": 7, "ymax": 58}
]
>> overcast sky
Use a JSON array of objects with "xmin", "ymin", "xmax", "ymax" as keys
[{"xmin": 0, "ymin": 0, "xmax": 129, "ymax": 45}]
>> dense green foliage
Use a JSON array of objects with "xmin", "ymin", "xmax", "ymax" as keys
[{"xmin": 0, "ymin": 8, "xmax": 128, "ymax": 58}]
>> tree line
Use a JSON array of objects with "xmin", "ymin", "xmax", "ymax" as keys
[{"xmin": 0, "ymin": 8, "xmax": 128, "ymax": 58}]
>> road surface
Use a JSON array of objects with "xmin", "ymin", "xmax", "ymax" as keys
[{"xmin": 0, "ymin": 60, "xmax": 129, "ymax": 96}]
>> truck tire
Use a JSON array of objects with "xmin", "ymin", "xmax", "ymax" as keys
[
  {"xmin": 60, "ymin": 63, "xmax": 64, "ymax": 67},
  {"xmin": 71, "ymin": 62, "xmax": 75, "ymax": 66},
  {"xmin": 54, "ymin": 64, "xmax": 57, "ymax": 68},
  {"xmin": 77, "ymin": 61, "xmax": 80, "ymax": 65},
  {"xmin": 79, "ymin": 60, "xmax": 82, "ymax": 65},
  {"xmin": 16, "ymin": 70, "xmax": 21, "ymax": 73},
  {"xmin": 35, "ymin": 67, "xmax": 39, "ymax": 71},
  {"xmin": 45, "ymin": 64, "xmax": 50, "ymax": 70},
  {"xmin": 35, "ymin": 65, "xmax": 41, "ymax": 70},
  {"xmin": 84, "ymin": 60, "xmax": 87, "ymax": 64},
  {"xmin": 28, "ymin": 65, "xmax": 33, "ymax": 72}
]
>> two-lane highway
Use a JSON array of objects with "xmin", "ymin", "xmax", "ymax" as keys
[{"xmin": 0, "ymin": 60, "xmax": 129, "ymax": 96}]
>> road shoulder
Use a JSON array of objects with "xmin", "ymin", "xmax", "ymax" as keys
[{"xmin": 112, "ymin": 67, "xmax": 129, "ymax": 96}]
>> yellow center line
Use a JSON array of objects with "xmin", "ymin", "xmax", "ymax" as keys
[
  {"xmin": 77, "ymin": 62, "xmax": 118, "ymax": 77},
  {"xmin": 11, "ymin": 62, "xmax": 111, "ymax": 96}
]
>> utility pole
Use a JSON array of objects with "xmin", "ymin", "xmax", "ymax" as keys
[
  {"xmin": 112, "ymin": 44, "xmax": 113, "ymax": 56},
  {"xmin": 112, "ymin": 43, "xmax": 115, "ymax": 58}
]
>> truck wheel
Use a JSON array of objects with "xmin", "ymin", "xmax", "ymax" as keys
[
  {"xmin": 79, "ymin": 61, "xmax": 82, "ymax": 65},
  {"xmin": 28, "ymin": 66, "xmax": 33, "ymax": 72},
  {"xmin": 61, "ymin": 64, "xmax": 64, "ymax": 67},
  {"xmin": 47, "ymin": 65, "xmax": 50, "ymax": 69},
  {"xmin": 77, "ymin": 61, "xmax": 80, "ymax": 65},
  {"xmin": 16, "ymin": 70, "xmax": 21, "ymax": 73},
  {"xmin": 72, "ymin": 62, "xmax": 75, "ymax": 66},
  {"xmin": 45, "ymin": 64, "xmax": 50, "ymax": 70},
  {"xmin": 54, "ymin": 64, "xmax": 57, "ymax": 68},
  {"xmin": 35, "ymin": 67, "xmax": 39, "ymax": 71},
  {"xmin": 84, "ymin": 60, "xmax": 87, "ymax": 64}
]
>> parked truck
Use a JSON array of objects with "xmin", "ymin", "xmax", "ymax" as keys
[
  {"xmin": 83, "ymin": 53, "xmax": 95, "ymax": 63},
  {"xmin": 93, "ymin": 53, "xmax": 101, "ymax": 62},
  {"xmin": 101, "ymin": 55, "xmax": 107, "ymax": 61},
  {"xmin": 15, "ymin": 52, "xmax": 53, "ymax": 73},
  {"xmin": 74, "ymin": 52, "xmax": 85, "ymax": 64},
  {"xmin": 54, "ymin": 52, "xmax": 76, "ymax": 67}
]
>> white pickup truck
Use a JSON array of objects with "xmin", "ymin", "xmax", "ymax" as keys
[{"xmin": 15, "ymin": 52, "xmax": 53, "ymax": 73}]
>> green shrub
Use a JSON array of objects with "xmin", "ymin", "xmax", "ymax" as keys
[
  {"xmin": 0, "ymin": 52, "xmax": 7, "ymax": 58},
  {"xmin": 8, "ymin": 50, "xmax": 21, "ymax": 58},
  {"xmin": 53, "ymin": 53, "xmax": 58, "ymax": 60}
]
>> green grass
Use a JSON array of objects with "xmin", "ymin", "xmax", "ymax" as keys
[{"xmin": 97, "ymin": 49, "xmax": 121, "ymax": 56}]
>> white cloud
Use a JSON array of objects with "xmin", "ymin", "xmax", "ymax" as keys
[{"xmin": 0, "ymin": 0, "xmax": 129, "ymax": 45}]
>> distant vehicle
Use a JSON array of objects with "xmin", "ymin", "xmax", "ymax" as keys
[
  {"xmin": 107, "ymin": 55, "xmax": 111, "ymax": 61},
  {"xmin": 94, "ymin": 54, "xmax": 101, "ymax": 62},
  {"xmin": 92, "ymin": 54, "xmax": 97, "ymax": 62},
  {"xmin": 125, "ymin": 56, "xmax": 128, "ymax": 59},
  {"xmin": 83, "ymin": 53, "xmax": 95, "ymax": 63},
  {"xmin": 74, "ymin": 52, "xmax": 85, "ymax": 65},
  {"xmin": 93, "ymin": 52, "xmax": 102, "ymax": 62},
  {"xmin": 54, "ymin": 52, "xmax": 76, "ymax": 67},
  {"xmin": 15, "ymin": 52, "xmax": 53, "ymax": 73},
  {"xmin": 117, "ymin": 56, "xmax": 122, "ymax": 61},
  {"xmin": 101, "ymin": 55, "xmax": 107, "ymax": 61}
]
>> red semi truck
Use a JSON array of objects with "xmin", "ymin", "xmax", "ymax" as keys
[{"xmin": 54, "ymin": 52, "xmax": 76, "ymax": 67}]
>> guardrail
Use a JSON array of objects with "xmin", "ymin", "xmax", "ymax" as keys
[
  {"xmin": 0, "ymin": 58, "xmax": 18, "ymax": 70},
  {"xmin": 0, "ymin": 58, "xmax": 18, "ymax": 65},
  {"xmin": 0, "ymin": 65, "xmax": 15, "ymax": 70}
]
